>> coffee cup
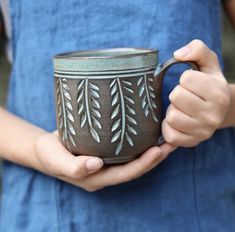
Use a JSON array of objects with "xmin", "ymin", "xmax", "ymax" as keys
[{"xmin": 53, "ymin": 48, "xmax": 198, "ymax": 164}]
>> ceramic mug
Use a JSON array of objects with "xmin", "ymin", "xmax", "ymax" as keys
[{"xmin": 53, "ymin": 48, "xmax": 198, "ymax": 164}]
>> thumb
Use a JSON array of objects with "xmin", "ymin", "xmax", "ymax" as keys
[
  {"xmin": 66, "ymin": 155, "xmax": 104, "ymax": 179},
  {"xmin": 173, "ymin": 39, "xmax": 221, "ymax": 75},
  {"xmin": 51, "ymin": 131, "xmax": 104, "ymax": 179},
  {"xmin": 51, "ymin": 143, "xmax": 104, "ymax": 179}
]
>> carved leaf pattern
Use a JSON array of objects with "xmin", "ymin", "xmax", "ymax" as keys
[
  {"xmin": 137, "ymin": 74, "xmax": 158, "ymax": 123},
  {"xmin": 77, "ymin": 78, "xmax": 102, "ymax": 143},
  {"xmin": 110, "ymin": 78, "xmax": 137, "ymax": 155},
  {"xmin": 56, "ymin": 78, "xmax": 76, "ymax": 147}
]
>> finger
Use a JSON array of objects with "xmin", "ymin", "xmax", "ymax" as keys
[
  {"xmin": 162, "ymin": 119, "xmax": 200, "ymax": 147},
  {"xmin": 160, "ymin": 143, "xmax": 177, "ymax": 155},
  {"xmin": 146, "ymin": 143, "xmax": 177, "ymax": 172},
  {"xmin": 79, "ymin": 146, "xmax": 162, "ymax": 189},
  {"xmin": 174, "ymin": 39, "xmax": 221, "ymax": 74},
  {"xmin": 69, "ymin": 156, "xmax": 104, "ymax": 179},
  {"xmin": 165, "ymin": 104, "xmax": 199, "ymax": 136},
  {"xmin": 169, "ymin": 84, "xmax": 207, "ymax": 118},
  {"xmin": 180, "ymin": 70, "xmax": 229, "ymax": 103},
  {"xmin": 59, "ymin": 144, "xmax": 177, "ymax": 191}
]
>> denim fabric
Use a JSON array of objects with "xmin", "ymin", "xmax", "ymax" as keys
[{"xmin": 1, "ymin": 0, "xmax": 235, "ymax": 231}]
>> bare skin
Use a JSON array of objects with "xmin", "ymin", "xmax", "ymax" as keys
[
  {"xmin": 0, "ymin": 108, "xmax": 175, "ymax": 192},
  {"xmin": 0, "ymin": 2, "xmax": 235, "ymax": 192},
  {"xmin": 163, "ymin": 39, "xmax": 233, "ymax": 146}
]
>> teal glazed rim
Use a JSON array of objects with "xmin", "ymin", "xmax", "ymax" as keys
[
  {"xmin": 53, "ymin": 48, "xmax": 158, "ymax": 72},
  {"xmin": 54, "ymin": 47, "xmax": 158, "ymax": 59}
]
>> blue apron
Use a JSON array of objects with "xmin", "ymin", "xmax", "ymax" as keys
[{"xmin": 1, "ymin": 0, "xmax": 235, "ymax": 231}]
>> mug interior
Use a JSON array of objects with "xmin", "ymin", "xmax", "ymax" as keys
[
  {"xmin": 55, "ymin": 48, "xmax": 157, "ymax": 59},
  {"xmin": 54, "ymin": 48, "xmax": 158, "ymax": 72}
]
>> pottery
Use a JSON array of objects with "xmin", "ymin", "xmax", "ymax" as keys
[{"xmin": 53, "ymin": 48, "xmax": 198, "ymax": 164}]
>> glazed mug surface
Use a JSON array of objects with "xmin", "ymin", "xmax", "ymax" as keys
[{"xmin": 53, "ymin": 48, "xmax": 198, "ymax": 164}]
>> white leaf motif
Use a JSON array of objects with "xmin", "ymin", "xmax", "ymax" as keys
[
  {"xmin": 112, "ymin": 92, "xmax": 119, "ymax": 106},
  {"xmin": 111, "ymin": 130, "xmax": 121, "ymax": 143},
  {"xmin": 111, "ymin": 119, "xmax": 121, "ymax": 132},
  {"xmin": 127, "ymin": 125, "xmax": 137, "ymax": 135},
  {"xmin": 137, "ymin": 77, "xmax": 143, "ymax": 86},
  {"xmin": 90, "ymin": 89, "xmax": 100, "ymax": 98},
  {"xmin": 80, "ymin": 112, "xmax": 87, "ymax": 128},
  {"xmin": 126, "ymin": 133, "xmax": 133, "ymax": 146},
  {"xmin": 92, "ymin": 116, "xmax": 102, "ymax": 129},
  {"xmin": 91, "ymin": 98, "xmax": 101, "ymax": 109},
  {"xmin": 91, "ymin": 108, "xmax": 101, "ymax": 118},
  {"xmin": 90, "ymin": 127, "xmax": 100, "ymax": 143},
  {"xmin": 78, "ymin": 80, "xmax": 85, "ymax": 91},
  {"xmin": 115, "ymin": 142, "xmax": 123, "ymax": 155},
  {"xmin": 89, "ymin": 82, "xmax": 100, "ymax": 91},
  {"xmin": 111, "ymin": 105, "xmax": 120, "ymax": 119},
  {"xmin": 124, "ymin": 96, "xmax": 134, "ymax": 104}
]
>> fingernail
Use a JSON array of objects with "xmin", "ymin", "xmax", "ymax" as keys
[
  {"xmin": 86, "ymin": 158, "xmax": 103, "ymax": 171},
  {"xmin": 174, "ymin": 46, "xmax": 190, "ymax": 58}
]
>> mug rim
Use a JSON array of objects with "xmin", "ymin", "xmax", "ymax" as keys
[{"xmin": 54, "ymin": 47, "xmax": 158, "ymax": 60}]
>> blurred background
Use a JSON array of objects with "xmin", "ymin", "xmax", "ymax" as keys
[
  {"xmin": 0, "ymin": 12, "xmax": 234, "ymax": 187},
  {"xmin": 0, "ymin": 23, "xmax": 10, "ymax": 107}
]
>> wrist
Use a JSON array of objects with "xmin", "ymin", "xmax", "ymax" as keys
[
  {"xmin": 31, "ymin": 130, "xmax": 50, "ymax": 171},
  {"xmin": 220, "ymin": 83, "xmax": 235, "ymax": 128},
  {"xmin": 13, "ymin": 127, "xmax": 48, "ymax": 170}
]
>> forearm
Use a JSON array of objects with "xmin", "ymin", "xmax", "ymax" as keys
[
  {"xmin": 0, "ymin": 107, "xmax": 47, "ymax": 168},
  {"xmin": 221, "ymin": 84, "xmax": 235, "ymax": 128}
]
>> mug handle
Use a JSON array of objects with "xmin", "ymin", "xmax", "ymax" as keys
[{"xmin": 154, "ymin": 58, "xmax": 199, "ymax": 146}]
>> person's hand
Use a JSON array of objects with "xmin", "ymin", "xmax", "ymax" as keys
[
  {"xmin": 162, "ymin": 39, "xmax": 231, "ymax": 147},
  {"xmin": 34, "ymin": 132, "xmax": 175, "ymax": 192}
]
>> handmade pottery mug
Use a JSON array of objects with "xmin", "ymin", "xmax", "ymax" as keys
[{"xmin": 53, "ymin": 48, "xmax": 198, "ymax": 164}]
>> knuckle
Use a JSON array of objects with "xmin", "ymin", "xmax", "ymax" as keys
[
  {"xmin": 191, "ymin": 39, "xmax": 206, "ymax": 50},
  {"xmin": 210, "ymin": 118, "xmax": 221, "ymax": 129},
  {"xmin": 210, "ymin": 50, "xmax": 218, "ymax": 62},
  {"xmin": 169, "ymin": 85, "xmax": 181, "ymax": 103},
  {"xmin": 180, "ymin": 70, "xmax": 194, "ymax": 85},
  {"xmin": 165, "ymin": 132, "xmax": 178, "ymax": 146},
  {"xmin": 206, "ymin": 115, "xmax": 221, "ymax": 129},
  {"xmin": 162, "ymin": 121, "xmax": 178, "ymax": 146},
  {"xmin": 199, "ymin": 129, "xmax": 212, "ymax": 140},
  {"xmin": 166, "ymin": 108, "xmax": 176, "ymax": 125}
]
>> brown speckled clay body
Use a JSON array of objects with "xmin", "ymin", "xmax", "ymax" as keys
[{"xmin": 53, "ymin": 48, "xmax": 198, "ymax": 164}]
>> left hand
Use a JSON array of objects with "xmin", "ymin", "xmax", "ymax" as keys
[
  {"xmin": 162, "ymin": 39, "xmax": 232, "ymax": 147},
  {"xmin": 35, "ymin": 131, "xmax": 175, "ymax": 192}
]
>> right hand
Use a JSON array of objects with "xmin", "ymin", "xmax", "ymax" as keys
[{"xmin": 34, "ymin": 131, "xmax": 176, "ymax": 192}]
